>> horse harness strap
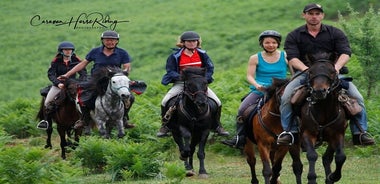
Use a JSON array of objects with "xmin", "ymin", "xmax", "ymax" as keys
[
  {"xmin": 257, "ymin": 97, "xmax": 279, "ymax": 139},
  {"xmin": 307, "ymin": 101, "xmax": 344, "ymax": 142},
  {"xmin": 179, "ymin": 99, "xmax": 210, "ymax": 122}
]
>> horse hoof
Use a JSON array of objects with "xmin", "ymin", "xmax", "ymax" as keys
[
  {"xmin": 198, "ymin": 173, "xmax": 208, "ymax": 179},
  {"xmin": 328, "ymin": 172, "xmax": 341, "ymax": 182},
  {"xmin": 117, "ymin": 133, "xmax": 125, "ymax": 138},
  {"xmin": 44, "ymin": 145, "xmax": 52, "ymax": 149},
  {"xmin": 186, "ymin": 170, "xmax": 195, "ymax": 177}
]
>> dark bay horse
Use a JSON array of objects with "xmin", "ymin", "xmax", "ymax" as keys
[
  {"xmin": 36, "ymin": 80, "xmax": 82, "ymax": 159},
  {"xmin": 167, "ymin": 67, "xmax": 215, "ymax": 178},
  {"xmin": 300, "ymin": 52, "xmax": 348, "ymax": 184},
  {"xmin": 244, "ymin": 78, "xmax": 303, "ymax": 184}
]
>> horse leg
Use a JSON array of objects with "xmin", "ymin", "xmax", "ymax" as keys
[
  {"xmin": 303, "ymin": 134, "xmax": 318, "ymax": 184},
  {"xmin": 57, "ymin": 125, "xmax": 67, "ymax": 159},
  {"xmin": 73, "ymin": 128, "xmax": 81, "ymax": 149},
  {"xmin": 326, "ymin": 137, "xmax": 346, "ymax": 183},
  {"xmin": 197, "ymin": 131, "xmax": 209, "ymax": 179},
  {"xmin": 270, "ymin": 145, "xmax": 289, "ymax": 184},
  {"xmin": 45, "ymin": 120, "xmax": 53, "ymax": 149},
  {"xmin": 105, "ymin": 122, "xmax": 112, "ymax": 139},
  {"xmin": 244, "ymin": 140, "xmax": 259, "ymax": 184},
  {"xmin": 179, "ymin": 126, "xmax": 191, "ymax": 160},
  {"xmin": 321, "ymin": 143, "xmax": 334, "ymax": 181},
  {"xmin": 96, "ymin": 119, "xmax": 107, "ymax": 138},
  {"xmin": 288, "ymin": 144, "xmax": 303, "ymax": 184},
  {"xmin": 256, "ymin": 141, "xmax": 272, "ymax": 184},
  {"xmin": 116, "ymin": 119, "xmax": 125, "ymax": 138}
]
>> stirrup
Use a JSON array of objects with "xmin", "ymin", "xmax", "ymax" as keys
[
  {"xmin": 277, "ymin": 131, "xmax": 295, "ymax": 145},
  {"xmin": 37, "ymin": 120, "xmax": 49, "ymax": 130}
]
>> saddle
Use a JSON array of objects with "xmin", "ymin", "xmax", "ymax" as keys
[
  {"xmin": 40, "ymin": 85, "xmax": 52, "ymax": 97},
  {"xmin": 290, "ymin": 78, "xmax": 361, "ymax": 117}
]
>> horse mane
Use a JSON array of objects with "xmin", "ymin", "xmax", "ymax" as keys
[
  {"xmin": 265, "ymin": 78, "xmax": 289, "ymax": 99},
  {"xmin": 305, "ymin": 51, "xmax": 336, "ymax": 65},
  {"xmin": 89, "ymin": 67, "xmax": 124, "ymax": 96},
  {"xmin": 181, "ymin": 67, "xmax": 206, "ymax": 80}
]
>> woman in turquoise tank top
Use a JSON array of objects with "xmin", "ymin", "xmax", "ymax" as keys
[{"xmin": 222, "ymin": 30, "xmax": 290, "ymax": 148}]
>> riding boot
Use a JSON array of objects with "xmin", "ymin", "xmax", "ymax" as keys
[
  {"xmin": 37, "ymin": 103, "xmax": 55, "ymax": 130},
  {"xmin": 350, "ymin": 109, "xmax": 375, "ymax": 145},
  {"xmin": 352, "ymin": 133, "xmax": 375, "ymax": 145},
  {"xmin": 213, "ymin": 106, "xmax": 230, "ymax": 136},
  {"xmin": 277, "ymin": 131, "xmax": 295, "ymax": 145},
  {"xmin": 75, "ymin": 106, "xmax": 91, "ymax": 129},
  {"xmin": 157, "ymin": 105, "xmax": 171, "ymax": 137},
  {"xmin": 123, "ymin": 95, "xmax": 135, "ymax": 129},
  {"xmin": 222, "ymin": 116, "xmax": 245, "ymax": 149},
  {"xmin": 37, "ymin": 113, "xmax": 51, "ymax": 130}
]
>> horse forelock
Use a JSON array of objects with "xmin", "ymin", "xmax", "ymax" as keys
[
  {"xmin": 182, "ymin": 67, "xmax": 206, "ymax": 79},
  {"xmin": 265, "ymin": 78, "xmax": 288, "ymax": 99},
  {"xmin": 306, "ymin": 52, "xmax": 336, "ymax": 65}
]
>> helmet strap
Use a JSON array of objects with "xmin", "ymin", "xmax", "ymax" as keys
[{"xmin": 185, "ymin": 47, "xmax": 195, "ymax": 53}]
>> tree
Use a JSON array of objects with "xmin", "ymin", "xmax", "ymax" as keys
[{"xmin": 338, "ymin": 4, "xmax": 380, "ymax": 98}]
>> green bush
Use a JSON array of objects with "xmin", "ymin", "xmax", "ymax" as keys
[
  {"xmin": 0, "ymin": 145, "xmax": 80, "ymax": 184},
  {"xmin": 0, "ymin": 127, "xmax": 13, "ymax": 147},
  {"xmin": 74, "ymin": 136, "xmax": 109, "ymax": 174},
  {"xmin": 74, "ymin": 136, "xmax": 164, "ymax": 182},
  {"xmin": 106, "ymin": 141, "xmax": 161, "ymax": 181},
  {"xmin": 0, "ymin": 98, "xmax": 40, "ymax": 138}
]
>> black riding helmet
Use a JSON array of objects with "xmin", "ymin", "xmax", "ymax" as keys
[
  {"xmin": 57, "ymin": 41, "xmax": 75, "ymax": 52},
  {"xmin": 180, "ymin": 31, "xmax": 200, "ymax": 41},
  {"xmin": 258, "ymin": 30, "xmax": 282, "ymax": 48},
  {"xmin": 101, "ymin": 30, "xmax": 119, "ymax": 40}
]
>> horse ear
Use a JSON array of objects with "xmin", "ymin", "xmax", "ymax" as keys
[
  {"xmin": 108, "ymin": 70, "xmax": 116, "ymax": 77},
  {"xmin": 122, "ymin": 70, "xmax": 129, "ymax": 76}
]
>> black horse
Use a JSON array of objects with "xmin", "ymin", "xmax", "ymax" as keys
[
  {"xmin": 300, "ymin": 52, "xmax": 348, "ymax": 184},
  {"xmin": 36, "ymin": 80, "xmax": 82, "ymax": 159},
  {"xmin": 166, "ymin": 67, "xmax": 216, "ymax": 178}
]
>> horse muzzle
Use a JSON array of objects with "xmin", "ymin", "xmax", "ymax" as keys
[{"xmin": 310, "ymin": 88, "xmax": 329, "ymax": 100}]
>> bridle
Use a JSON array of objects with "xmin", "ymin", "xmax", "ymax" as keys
[
  {"xmin": 180, "ymin": 75, "xmax": 210, "ymax": 121},
  {"xmin": 305, "ymin": 60, "xmax": 344, "ymax": 143},
  {"xmin": 307, "ymin": 60, "xmax": 340, "ymax": 100}
]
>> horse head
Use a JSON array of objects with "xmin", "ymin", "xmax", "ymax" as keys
[
  {"xmin": 306, "ymin": 52, "xmax": 339, "ymax": 100},
  {"xmin": 109, "ymin": 72, "xmax": 131, "ymax": 100},
  {"xmin": 92, "ymin": 67, "xmax": 131, "ymax": 99},
  {"xmin": 182, "ymin": 67, "xmax": 209, "ymax": 113}
]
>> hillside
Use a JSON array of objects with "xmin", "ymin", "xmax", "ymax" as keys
[
  {"xmin": 1, "ymin": 0, "xmax": 376, "ymax": 102},
  {"xmin": 0, "ymin": 1, "xmax": 379, "ymax": 183}
]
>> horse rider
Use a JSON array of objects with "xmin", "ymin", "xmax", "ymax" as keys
[
  {"xmin": 277, "ymin": 3, "xmax": 375, "ymax": 146},
  {"xmin": 222, "ymin": 30, "xmax": 289, "ymax": 148},
  {"xmin": 37, "ymin": 41, "xmax": 87, "ymax": 129},
  {"xmin": 59, "ymin": 30, "xmax": 136, "ymax": 130},
  {"xmin": 156, "ymin": 31, "xmax": 229, "ymax": 137}
]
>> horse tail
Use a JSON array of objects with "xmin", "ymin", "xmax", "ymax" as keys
[{"xmin": 36, "ymin": 97, "xmax": 45, "ymax": 121}]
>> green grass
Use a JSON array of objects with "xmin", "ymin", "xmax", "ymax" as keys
[{"xmin": 1, "ymin": 0, "xmax": 379, "ymax": 183}]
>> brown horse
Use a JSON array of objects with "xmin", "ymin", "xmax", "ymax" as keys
[
  {"xmin": 36, "ymin": 80, "xmax": 82, "ymax": 159},
  {"xmin": 300, "ymin": 52, "xmax": 348, "ymax": 184},
  {"xmin": 244, "ymin": 78, "xmax": 303, "ymax": 184}
]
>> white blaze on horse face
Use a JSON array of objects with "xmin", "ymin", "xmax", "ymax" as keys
[{"xmin": 111, "ymin": 75, "xmax": 131, "ymax": 98}]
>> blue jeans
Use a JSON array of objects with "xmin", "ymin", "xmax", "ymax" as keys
[
  {"xmin": 339, "ymin": 75, "xmax": 368, "ymax": 134},
  {"xmin": 280, "ymin": 72, "xmax": 368, "ymax": 134},
  {"xmin": 237, "ymin": 92, "xmax": 262, "ymax": 117}
]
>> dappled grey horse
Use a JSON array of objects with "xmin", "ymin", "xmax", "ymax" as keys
[{"xmin": 93, "ymin": 68, "xmax": 131, "ymax": 138}]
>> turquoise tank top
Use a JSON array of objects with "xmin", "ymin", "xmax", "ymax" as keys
[{"xmin": 249, "ymin": 51, "xmax": 287, "ymax": 95}]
